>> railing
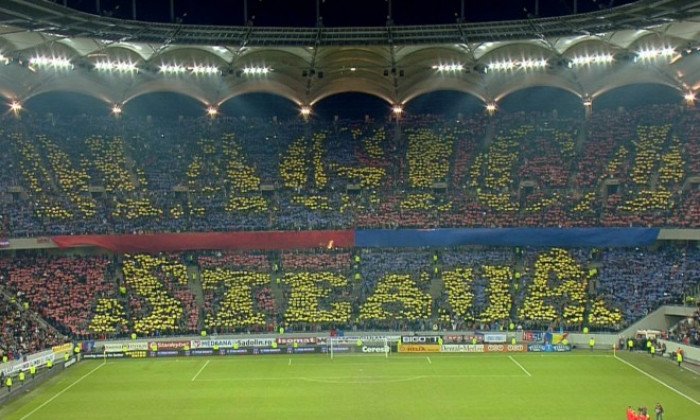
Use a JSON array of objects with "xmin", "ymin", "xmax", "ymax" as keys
[{"xmin": 0, "ymin": 357, "xmax": 73, "ymax": 406}]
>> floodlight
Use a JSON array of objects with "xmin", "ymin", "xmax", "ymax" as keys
[
  {"xmin": 392, "ymin": 105, "xmax": 403, "ymax": 115},
  {"xmin": 159, "ymin": 64, "xmax": 186, "ymax": 74},
  {"xmin": 30, "ymin": 55, "xmax": 72, "ymax": 69},
  {"xmin": 9, "ymin": 101, "xmax": 22, "ymax": 113},
  {"xmin": 243, "ymin": 66, "xmax": 270, "ymax": 75},
  {"xmin": 207, "ymin": 106, "xmax": 218, "ymax": 117},
  {"xmin": 434, "ymin": 63, "xmax": 464, "ymax": 72},
  {"xmin": 300, "ymin": 106, "xmax": 312, "ymax": 117},
  {"xmin": 190, "ymin": 65, "xmax": 220, "ymax": 75}
]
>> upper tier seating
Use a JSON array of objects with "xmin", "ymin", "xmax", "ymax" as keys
[{"xmin": 0, "ymin": 105, "xmax": 697, "ymax": 236}]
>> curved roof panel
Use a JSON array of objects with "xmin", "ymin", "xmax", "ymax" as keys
[{"xmin": 0, "ymin": 0, "xmax": 696, "ymax": 109}]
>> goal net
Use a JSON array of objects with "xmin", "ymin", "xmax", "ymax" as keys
[{"xmin": 329, "ymin": 337, "xmax": 390, "ymax": 360}]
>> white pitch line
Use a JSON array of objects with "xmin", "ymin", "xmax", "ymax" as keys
[
  {"xmin": 614, "ymin": 355, "xmax": 700, "ymax": 406},
  {"xmin": 426, "ymin": 356, "xmax": 432, "ymax": 365},
  {"xmin": 680, "ymin": 364, "xmax": 700, "ymax": 376},
  {"xmin": 191, "ymin": 360, "xmax": 210, "ymax": 382},
  {"xmin": 508, "ymin": 356, "xmax": 532, "ymax": 377},
  {"xmin": 288, "ymin": 358, "xmax": 292, "ymax": 366},
  {"xmin": 20, "ymin": 362, "xmax": 106, "ymax": 420}
]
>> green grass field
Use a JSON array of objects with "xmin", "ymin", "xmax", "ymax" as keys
[{"xmin": 1, "ymin": 351, "xmax": 698, "ymax": 420}]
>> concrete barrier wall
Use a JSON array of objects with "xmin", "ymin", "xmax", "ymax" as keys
[
  {"xmin": 620, "ymin": 305, "xmax": 696, "ymax": 336},
  {"xmin": 658, "ymin": 339, "xmax": 700, "ymax": 364}
]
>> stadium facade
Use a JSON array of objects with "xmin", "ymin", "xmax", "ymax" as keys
[{"xmin": 0, "ymin": 0, "xmax": 698, "ymax": 370}]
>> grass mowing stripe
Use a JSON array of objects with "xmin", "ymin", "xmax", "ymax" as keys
[
  {"xmin": 19, "ymin": 362, "xmax": 106, "ymax": 420},
  {"xmin": 508, "ymin": 356, "xmax": 532, "ymax": 377},
  {"xmin": 191, "ymin": 360, "xmax": 210, "ymax": 382},
  {"xmin": 194, "ymin": 373, "xmax": 527, "ymax": 382},
  {"xmin": 614, "ymin": 355, "xmax": 700, "ymax": 406}
]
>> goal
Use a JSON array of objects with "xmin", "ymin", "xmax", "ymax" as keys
[{"xmin": 329, "ymin": 337, "xmax": 390, "ymax": 359}]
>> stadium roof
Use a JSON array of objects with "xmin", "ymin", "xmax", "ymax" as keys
[{"xmin": 0, "ymin": 0, "xmax": 698, "ymax": 109}]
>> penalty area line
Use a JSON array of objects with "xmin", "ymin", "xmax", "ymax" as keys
[
  {"xmin": 427, "ymin": 356, "xmax": 432, "ymax": 365},
  {"xmin": 191, "ymin": 360, "xmax": 210, "ymax": 382},
  {"xmin": 508, "ymin": 356, "xmax": 532, "ymax": 377},
  {"xmin": 614, "ymin": 355, "xmax": 700, "ymax": 406},
  {"xmin": 20, "ymin": 362, "xmax": 107, "ymax": 420}
]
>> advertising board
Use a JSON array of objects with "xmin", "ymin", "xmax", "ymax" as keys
[
  {"xmin": 256, "ymin": 348, "xmax": 283, "ymax": 355},
  {"xmin": 149, "ymin": 341, "xmax": 190, "ymax": 350},
  {"xmin": 478, "ymin": 333, "xmax": 507, "ymax": 343},
  {"xmin": 52, "ymin": 343, "xmax": 73, "ymax": 354},
  {"xmin": 277, "ymin": 337, "xmax": 317, "ymax": 345},
  {"xmin": 440, "ymin": 344, "xmax": 484, "ymax": 353},
  {"xmin": 151, "ymin": 350, "xmax": 180, "ymax": 357},
  {"xmin": 290, "ymin": 347, "xmax": 317, "ymax": 353},
  {"xmin": 331, "ymin": 335, "xmax": 399, "ymax": 344},
  {"xmin": 191, "ymin": 338, "xmax": 275, "ymax": 349},
  {"xmin": 522, "ymin": 331, "xmax": 545, "ymax": 342},
  {"xmin": 83, "ymin": 353, "xmax": 125, "ymax": 359},
  {"xmin": 398, "ymin": 344, "xmax": 441, "ymax": 353},
  {"xmin": 527, "ymin": 344, "xmax": 572, "ymax": 352},
  {"xmin": 483, "ymin": 344, "xmax": 528, "ymax": 353},
  {"xmin": 401, "ymin": 336, "xmax": 440, "ymax": 344},
  {"xmin": 361, "ymin": 345, "xmax": 390, "ymax": 353},
  {"xmin": 104, "ymin": 342, "xmax": 148, "ymax": 353},
  {"xmin": 223, "ymin": 349, "xmax": 252, "ymax": 355},
  {"xmin": 1, "ymin": 350, "xmax": 55, "ymax": 375}
]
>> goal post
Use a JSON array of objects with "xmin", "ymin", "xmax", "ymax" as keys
[{"xmin": 329, "ymin": 337, "xmax": 390, "ymax": 359}]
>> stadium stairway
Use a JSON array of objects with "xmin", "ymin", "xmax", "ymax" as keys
[
  {"xmin": 482, "ymin": 119, "xmax": 496, "ymax": 149},
  {"xmin": 269, "ymin": 269, "xmax": 286, "ymax": 316},
  {"xmin": 429, "ymin": 269, "xmax": 445, "ymax": 301},
  {"xmin": 187, "ymin": 266, "xmax": 206, "ymax": 331},
  {"xmin": 576, "ymin": 120, "xmax": 587, "ymax": 153}
]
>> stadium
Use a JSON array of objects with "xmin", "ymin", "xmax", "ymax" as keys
[{"xmin": 0, "ymin": 0, "xmax": 698, "ymax": 419}]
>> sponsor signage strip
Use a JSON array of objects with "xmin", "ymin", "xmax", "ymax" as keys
[{"xmin": 398, "ymin": 344, "xmax": 441, "ymax": 353}]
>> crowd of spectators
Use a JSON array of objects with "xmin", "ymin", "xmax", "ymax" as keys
[
  {"xmin": 0, "ymin": 105, "xmax": 697, "ymax": 236},
  {"xmin": 201, "ymin": 268, "xmax": 272, "ymax": 333},
  {"xmin": 121, "ymin": 254, "xmax": 195, "ymax": 336},
  {"xmin": 0, "ymin": 255, "xmax": 115, "ymax": 336},
  {"xmin": 0, "ymin": 246, "xmax": 696, "ymax": 340},
  {"xmin": 596, "ymin": 247, "xmax": 699, "ymax": 323},
  {"xmin": 518, "ymin": 248, "xmax": 590, "ymax": 328},
  {"xmin": 0, "ymin": 295, "xmax": 61, "ymax": 360}
]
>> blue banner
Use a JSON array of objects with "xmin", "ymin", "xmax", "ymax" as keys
[{"xmin": 355, "ymin": 228, "xmax": 660, "ymax": 248}]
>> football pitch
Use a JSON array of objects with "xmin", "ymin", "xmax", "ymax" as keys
[{"xmin": 1, "ymin": 352, "xmax": 698, "ymax": 420}]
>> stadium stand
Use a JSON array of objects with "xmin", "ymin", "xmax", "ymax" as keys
[
  {"xmin": 0, "ymin": 246, "xmax": 696, "ymax": 338},
  {"xmin": 0, "ymin": 105, "xmax": 698, "ymax": 342},
  {"xmin": 0, "ymin": 105, "xmax": 698, "ymax": 236}
]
